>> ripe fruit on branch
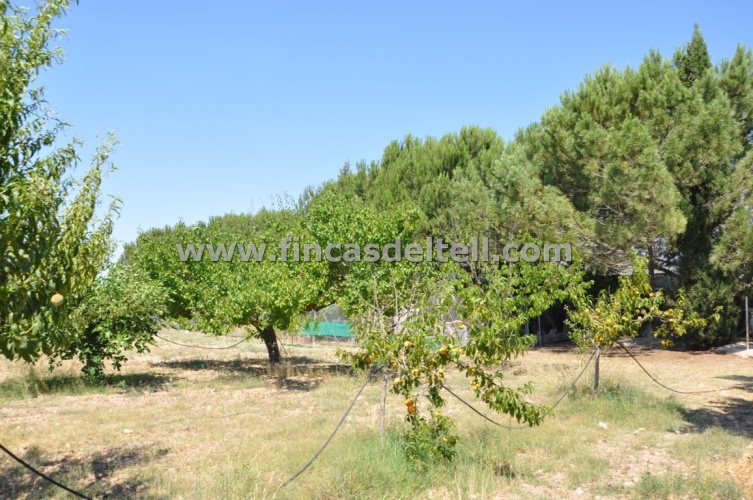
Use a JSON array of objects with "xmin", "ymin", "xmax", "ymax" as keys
[{"xmin": 50, "ymin": 293, "xmax": 64, "ymax": 307}]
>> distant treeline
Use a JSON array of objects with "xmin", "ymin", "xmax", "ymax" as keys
[{"xmin": 125, "ymin": 26, "xmax": 753, "ymax": 349}]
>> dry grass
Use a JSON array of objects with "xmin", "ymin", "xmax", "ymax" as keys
[{"xmin": 0, "ymin": 332, "xmax": 751, "ymax": 499}]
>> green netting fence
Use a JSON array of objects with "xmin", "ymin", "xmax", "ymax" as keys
[{"xmin": 301, "ymin": 321, "xmax": 354, "ymax": 338}]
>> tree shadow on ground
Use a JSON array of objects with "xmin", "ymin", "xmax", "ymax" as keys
[
  {"xmin": 105, "ymin": 372, "xmax": 174, "ymax": 392},
  {"xmin": 154, "ymin": 356, "xmax": 354, "ymax": 392},
  {"xmin": 0, "ymin": 444, "xmax": 170, "ymax": 499},
  {"xmin": 677, "ymin": 375, "xmax": 753, "ymax": 438},
  {"xmin": 533, "ymin": 340, "xmax": 578, "ymax": 354},
  {"xmin": 0, "ymin": 373, "xmax": 85, "ymax": 399},
  {"xmin": 0, "ymin": 372, "xmax": 173, "ymax": 400}
]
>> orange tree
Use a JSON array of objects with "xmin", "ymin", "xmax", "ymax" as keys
[{"xmin": 306, "ymin": 194, "xmax": 590, "ymax": 463}]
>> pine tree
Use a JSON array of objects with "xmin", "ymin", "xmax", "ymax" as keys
[
  {"xmin": 674, "ymin": 24, "xmax": 712, "ymax": 86},
  {"xmin": 524, "ymin": 36, "xmax": 747, "ymax": 346},
  {"xmin": 719, "ymin": 45, "xmax": 753, "ymax": 148}
]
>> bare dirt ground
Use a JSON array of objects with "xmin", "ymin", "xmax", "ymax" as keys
[
  {"xmin": 585, "ymin": 338, "xmax": 753, "ymax": 499},
  {"xmin": 0, "ymin": 333, "xmax": 751, "ymax": 499}
]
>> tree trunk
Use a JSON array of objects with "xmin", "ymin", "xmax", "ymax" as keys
[
  {"xmin": 379, "ymin": 370, "xmax": 387, "ymax": 448},
  {"xmin": 261, "ymin": 325, "xmax": 281, "ymax": 363},
  {"xmin": 594, "ymin": 346, "xmax": 601, "ymax": 392},
  {"xmin": 646, "ymin": 246, "xmax": 656, "ymax": 337}
]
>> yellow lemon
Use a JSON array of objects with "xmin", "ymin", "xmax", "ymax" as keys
[{"xmin": 51, "ymin": 293, "xmax": 64, "ymax": 307}]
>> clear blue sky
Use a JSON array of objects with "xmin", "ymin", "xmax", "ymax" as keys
[{"xmin": 35, "ymin": 1, "xmax": 753, "ymax": 256}]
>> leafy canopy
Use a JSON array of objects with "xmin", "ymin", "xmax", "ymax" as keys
[{"xmin": 1, "ymin": 0, "xmax": 119, "ymax": 362}]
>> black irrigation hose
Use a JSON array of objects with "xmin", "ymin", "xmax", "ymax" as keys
[
  {"xmin": 443, "ymin": 348, "xmax": 598, "ymax": 429},
  {"xmin": 550, "ymin": 348, "xmax": 599, "ymax": 408},
  {"xmin": 0, "ymin": 443, "xmax": 93, "ymax": 500},
  {"xmin": 154, "ymin": 333, "xmax": 251, "ymax": 350},
  {"xmin": 443, "ymin": 385, "xmax": 526, "ymax": 429},
  {"xmin": 154, "ymin": 332, "xmax": 293, "ymax": 357},
  {"xmin": 615, "ymin": 340, "xmax": 723, "ymax": 395},
  {"xmin": 277, "ymin": 366, "xmax": 384, "ymax": 490}
]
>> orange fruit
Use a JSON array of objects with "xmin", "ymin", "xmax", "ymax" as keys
[
  {"xmin": 50, "ymin": 293, "xmax": 64, "ymax": 307},
  {"xmin": 405, "ymin": 398, "xmax": 414, "ymax": 407},
  {"xmin": 438, "ymin": 347, "xmax": 449, "ymax": 356},
  {"xmin": 407, "ymin": 405, "xmax": 416, "ymax": 414}
]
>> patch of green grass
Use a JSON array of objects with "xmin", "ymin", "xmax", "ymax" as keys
[
  {"xmin": 552, "ymin": 376, "xmax": 683, "ymax": 431},
  {"xmin": 0, "ymin": 366, "xmax": 99, "ymax": 401},
  {"xmin": 634, "ymin": 471, "xmax": 743, "ymax": 499},
  {"xmin": 669, "ymin": 428, "xmax": 749, "ymax": 463},
  {"xmin": 566, "ymin": 454, "xmax": 610, "ymax": 487},
  {"xmin": 0, "ymin": 366, "xmax": 178, "ymax": 401}
]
